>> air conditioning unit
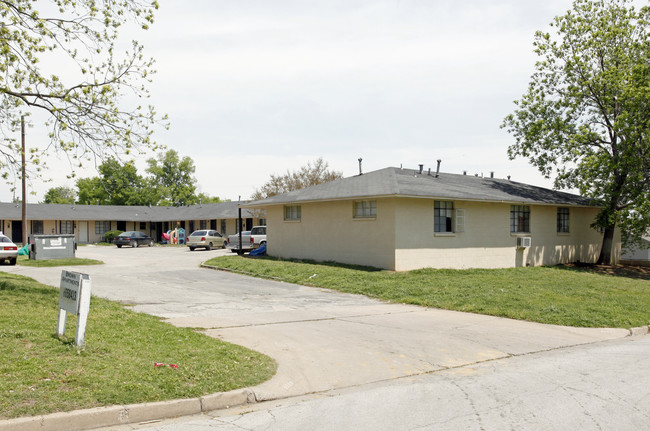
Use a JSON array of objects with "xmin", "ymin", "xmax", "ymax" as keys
[{"xmin": 517, "ymin": 237, "xmax": 531, "ymax": 248}]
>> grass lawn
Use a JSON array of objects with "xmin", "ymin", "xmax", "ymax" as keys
[
  {"xmin": 16, "ymin": 255, "xmax": 103, "ymax": 267},
  {"xmin": 205, "ymin": 255, "xmax": 650, "ymax": 329},
  {"xmin": 0, "ymin": 272, "xmax": 276, "ymax": 419}
]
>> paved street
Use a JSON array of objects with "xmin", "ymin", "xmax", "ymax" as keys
[
  {"xmin": 104, "ymin": 335, "xmax": 650, "ymax": 430},
  {"xmin": 3, "ymin": 245, "xmax": 646, "ymax": 429}
]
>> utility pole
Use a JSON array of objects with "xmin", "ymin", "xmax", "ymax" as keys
[
  {"xmin": 21, "ymin": 115, "xmax": 27, "ymax": 246},
  {"xmin": 237, "ymin": 196, "xmax": 243, "ymax": 255}
]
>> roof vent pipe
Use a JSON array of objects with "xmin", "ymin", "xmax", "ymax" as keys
[
  {"xmin": 463, "ymin": 170, "xmax": 467, "ymax": 175},
  {"xmin": 428, "ymin": 168, "xmax": 431, "ymax": 176},
  {"xmin": 418, "ymin": 164, "xmax": 424, "ymax": 174},
  {"xmin": 358, "ymin": 158, "xmax": 363, "ymax": 175},
  {"xmin": 436, "ymin": 159, "xmax": 441, "ymax": 178},
  {"xmin": 490, "ymin": 171, "xmax": 494, "ymax": 178}
]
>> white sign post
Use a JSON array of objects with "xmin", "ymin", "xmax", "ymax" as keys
[{"xmin": 57, "ymin": 270, "xmax": 92, "ymax": 346}]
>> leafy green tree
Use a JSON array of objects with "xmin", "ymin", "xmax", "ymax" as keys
[
  {"xmin": 0, "ymin": 0, "xmax": 165, "ymax": 186},
  {"xmin": 502, "ymin": 0, "xmax": 650, "ymax": 265},
  {"xmin": 43, "ymin": 186, "xmax": 76, "ymax": 204},
  {"xmin": 146, "ymin": 150, "xmax": 198, "ymax": 206},
  {"xmin": 252, "ymin": 157, "xmax": 343, "ymax": 200},
  {"xmin": 76, "ymin": 158, "xmax": 153, "ymax": 206},
  {"xmin": 197, "ymin": 193, "xmax": 223, "ymax": 204},
  {"xmin": 76, "ymin": 177, "xmax": 107, "ymax": 206}
]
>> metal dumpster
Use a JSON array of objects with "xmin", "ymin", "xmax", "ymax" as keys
[{"xmin": 30, "ymin": 234, "xmax": 76, "ymax": 260}]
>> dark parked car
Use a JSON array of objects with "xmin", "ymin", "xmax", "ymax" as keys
[{"xmin": 114, "ymin": 231, "xmax": 154, "ymax": 248}]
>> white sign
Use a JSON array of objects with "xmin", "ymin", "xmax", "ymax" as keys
[{"xmin": 57, "ymin": 270, "xmax": 92, "ymax": 346}]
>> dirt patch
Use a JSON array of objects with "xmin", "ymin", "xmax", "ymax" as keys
[{"xmin": 561, "ymin": 263, "xmax": 650, "ymax": 281}]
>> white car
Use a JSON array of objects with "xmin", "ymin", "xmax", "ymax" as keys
[{"xmin": 0, "ymin": 234, "xmax": 18, "ymax": 265}]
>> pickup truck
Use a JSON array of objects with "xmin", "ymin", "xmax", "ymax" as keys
[{"xmin": 227, "ymin": 226, "xmax": 267, "ymax": 253}]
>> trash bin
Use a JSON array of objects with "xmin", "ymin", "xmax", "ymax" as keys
[{"xmin": 30, "ymin": 235, "xmax": 76, "ymax": 260}]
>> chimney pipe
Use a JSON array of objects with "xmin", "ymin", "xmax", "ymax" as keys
[
  {"xmin": 358, "ymin": 158, "xmax": 363, "ymax": 175},
  {"xmin": 418, "ymin": 164, "xmax": 424, "ymax": 174},
  {"xmin": 435, "ymin": 159, "xmax": 441, "ymax": 178}
]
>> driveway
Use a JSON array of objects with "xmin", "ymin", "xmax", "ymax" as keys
[{"xmin": 2, "ymin": 245, "xmax": 629, "ymax": 401}]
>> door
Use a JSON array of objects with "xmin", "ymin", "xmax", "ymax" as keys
[
  {"xmin": 78, "ymin": 221, "xmax": 88, "ymax": 243},
  {"xmin": 11, "ymin": 221, "xmax": 22, "ymax": 244}
]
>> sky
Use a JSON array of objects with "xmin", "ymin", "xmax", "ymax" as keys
[{"xmin": 3, "ymin": 0, "xmax": 582, "ymax": 203}]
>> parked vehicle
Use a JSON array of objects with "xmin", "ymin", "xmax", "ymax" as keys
[
  {"xmin": 114, "ymin": 231, "xmax": 154, "ymax": 248},
  {"xmin": 0, "ymin": 234, "xmax": 18, "ymax": 265},
  {"xmin": 226, "ymin": 226, "xmax": 267, "ymax": 252},
  {"xmin": 187, "ymin": 230, "xmax": 226, "ymax": 251}
]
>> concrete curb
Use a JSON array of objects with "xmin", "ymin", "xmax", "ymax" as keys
[
  {"xmin": 629, "ymin": 326, "xmax": 649, "ymax": 336},
  {"xmin": 0, "ymin": 388, "xmax": 255, "ymax": 431}
]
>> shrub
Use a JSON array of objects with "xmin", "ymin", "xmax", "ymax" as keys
[{"xmin": 104, "ymin": 230, "xmax": 123, "ymax": 243}]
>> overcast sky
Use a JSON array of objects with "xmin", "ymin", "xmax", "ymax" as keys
[{"xmin": 4, "ymin": 0, "xmax": 581, "ymax": 203}]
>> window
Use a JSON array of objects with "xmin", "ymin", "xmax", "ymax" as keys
[
  {"xmin": 557, "ymin": 207, "xmax": 570, "ymax": 233},
  {"xmin": 31, "ymin": 220, "xmax": 43, "ymax": 235},
  {"xmin": 259, "ymin": 218, "xmax": 267, "ymax": 226},
  {"xmin": 510, "ymin": 205, "xmax": 530, "ymax": 233},
  {"xmin": 434, "ymin": 201, "xmax": 454, "ymax": 232},
  {"xmin": 284, "ymin": 205, "xmax": 301, "ymax": 221},
  {"xmin": 95, "ymin": 221, "xmax": 110, "ymax": 234},
  {"xmin": 199, "ymin": 220, "xmax": 207, "ymax": 230},
  {"xmin": 220, "ymin": 219, "xmax": 226, "ymax": 235},
  {"xmin": 354, "ymin": 200, "xmax": 377, "ymax": 218},
  {"xmin": 140, "ymin": 222, "xmax": 147, "ymax": 230},
  {"xmin": 60, "ymin": 221, "xmax": 73, "ymax": 234}
]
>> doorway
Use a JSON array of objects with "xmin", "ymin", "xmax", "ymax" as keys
[
  {"xmin": 78, "ymin": 221, "xmax": 88, "ymax": 243},
  {"xmin": 11, "ymin": 221, "xmax": 22, "ymax": 244}
]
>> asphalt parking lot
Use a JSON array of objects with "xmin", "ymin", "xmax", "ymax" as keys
[{"xmin": 2, "ymin": 245, "xmax": 630, "ymax": 401}]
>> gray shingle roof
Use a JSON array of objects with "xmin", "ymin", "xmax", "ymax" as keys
[
  {"xmin": 0, "ymin": 201, "xmax": 257, "ymax": 221},
  {"xmin": 244, "ymin": 167, "xmax": 595, "ymax": 207}
]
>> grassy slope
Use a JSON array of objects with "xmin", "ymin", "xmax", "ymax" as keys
[
  {"xmin": 0, "ymin": 273, "xmax": 276, "ymax": 419},
  {"xmin": 205, "ymin": 256, "xmax": 650, "ymax": 328}
]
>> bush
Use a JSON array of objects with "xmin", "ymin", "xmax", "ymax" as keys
[{"xmin": 104, "ymin": 230, "xmax": 123, "ymax": 243}]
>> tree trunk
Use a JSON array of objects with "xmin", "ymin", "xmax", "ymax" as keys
[{"xmin": 597, "ymin": 224, "xmax": 616, "ymax": 265}]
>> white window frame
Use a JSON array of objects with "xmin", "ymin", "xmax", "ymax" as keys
[
  {"xmin": 354, "ymin": 200, "xmax": 377, "ymax": 219},
  {"xmin": 95, "ymin": 221, "xmax": 110, "ymax": 234},
  {"xmin": 284, "ymin": 205, "xmax": 301, "ymax": 221},
  {"xmin": 60, "ymin": 220, "xmax": 73, "ymax": 234}
]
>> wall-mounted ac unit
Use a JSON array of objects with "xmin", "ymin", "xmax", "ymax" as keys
[{"xmin": 517, "ymin": 237, "xmax": 531, "ymax": 248}]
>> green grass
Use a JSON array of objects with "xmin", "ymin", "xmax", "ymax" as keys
[
  {"xmin": 205, "ymin": 256, "xmax": 650, "ymax": 329},
  {"xmin": 16, "ymin": 255, "xmax": 104, "ymax": 267},
  {"xmin": 0, "ymin": 273, "xmax": 276, "ymax": 419}
]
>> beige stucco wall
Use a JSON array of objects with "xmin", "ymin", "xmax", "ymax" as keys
[
  {"xmin": 263, "ymin": 197, "xmax": 618, "ymax": 271},
  {"xmin": 266, "ymin": 198, "xmax": 397, "ymax": 269},
  {"xmin": 394, "ymin": 199, "xmax": 611, "ymax": 270}
]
